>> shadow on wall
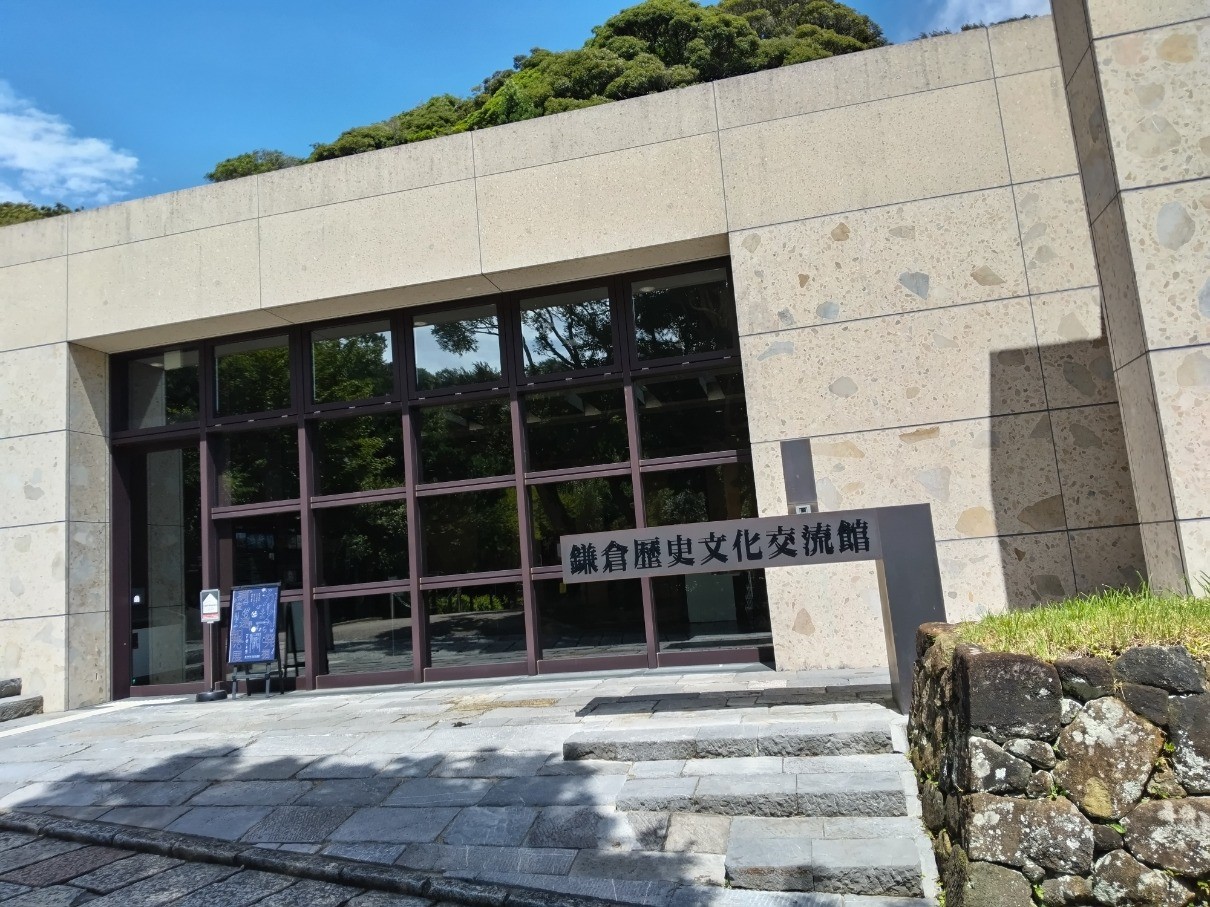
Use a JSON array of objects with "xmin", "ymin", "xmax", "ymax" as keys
[{"xmin": 984, "ymin": 335, "xmax": 1144, "ymax": 617}]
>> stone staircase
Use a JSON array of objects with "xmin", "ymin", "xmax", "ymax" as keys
[
  {"xmin": 562, "ymin": 716, "xmax": 933, "ymax": 902},
  {"xmin": 0, "ymin": 677, "xmax": 42, "ymax": 724}
]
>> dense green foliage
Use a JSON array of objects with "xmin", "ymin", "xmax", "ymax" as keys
[
  {"xmin": 207, "ymin": 0, "xmax": 885, "ymax": 180},
  {"xmin": 0, "ymin": 201, "xmax": 76, "ymax": 226}
]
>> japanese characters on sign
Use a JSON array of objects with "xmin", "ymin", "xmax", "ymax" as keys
[{"xmin": 560, "ymin": 510, "xmax": 883, "ymax": 584}]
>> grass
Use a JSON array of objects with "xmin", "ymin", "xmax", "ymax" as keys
[{"xmin": 951, "ymin": 582, "xmax": 1210, "ymax": 661}]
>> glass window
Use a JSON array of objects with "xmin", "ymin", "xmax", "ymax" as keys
[
  {"xmin": 643, "ymin": 463, "xmax": 757, "ymax": 527},
  {"xmin": 315, "ymin": 502, "xmax": 409, "ymax": 587},
  {"xmin": 652, "ymin": 570, "xmax": 772, "ymax": 651},
  {"xmin": 520, "ymin": 287, "xmax": 613, "ymax": 376},
  {"xmin": 227, "ymin": 513, "xmax": 303, "ymax": 590},
  {"xmin": 320, "ymin": 594, "xmax": 413, "ymax": 676},
  {"xmin": 636, "ymin": 369, "xmax": 750, "ymax": 459},
  {"xmin": 413, "ymin": 304, "xmax": 502, "ymax": 391},
  {"xmin": 536, "ymin": 579, "xmax": 646, "ymax": 661},
  {"xmin": 529, "ymin": 477, "xmax": 635, "ymax": 567},
  {"xmin": 129, "ymin": 446, "xmax": 203, "ymax": 686},
  {"xmin": 215, "ymin": 426, "xmax": 299, "ymax": 506},
  {"xmin": 278, "ymin": 601, "xmax": 308, "ymax": 677},
  {"xmin": 426, "ymin": 583, "xmax": 525, "ymax": 667},
  {"xmin": 125, "ymin": 349, "xmax": 199, "ymax": 429},
  {"xmin": 417, "ymin": 399, "xmax": 513, "ymax": 484},
  {"xmin": 633, "ymin": 268, "xmax": 738, "ymax": 361},
  {"xmin": 311, "ymin": 320, "xmax": 393, "ymax": 404},
  {"xmin": 420, "ymin": 488, "xmax": 519, "ymax": 576},
  {"xmin": 524, "ymin": 386, "xmax": 629, "ymax": 472},
  {"xmin": 315, "ymin": 415, "xmax": 404, "ymax": 496},
  {"xmin": 215, "ymin": 335, "xmax": 291, "ymax": 416}
]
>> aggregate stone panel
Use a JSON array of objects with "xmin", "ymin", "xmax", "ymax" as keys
[
  {"xmin": 730, "ymin": 186, "xmax": 1028, "ymax": 337},
  {"xmin": 1097, "ymin": 20, "xmax": 1210, "ymax": 191},
  {"xmin": 0, "ymin": 344, "xmax": 69, "ymax": 439},
  {"xmin": 1054, "ymin": 697, "xmax": 1164, "ymax": 819},
  {"xmin": 1030, "ymin": 288, "xmax": 1117, "ymax": 410},
  {"xmin": 0, "ymin": 432, "xmax": 67, "ymax": 529},
  {"xmin": 1115, "ymin": 356, "xmax": 1179, "ymax": 526},
  {"xmin": 1086, "ymin": 0, "xmax": 1210, "ymax": 36},
  {"xmin": 1068, "ymin": 525, "xmax": 1148, "ymax": 595},
  {"xmin": 1152, "ymin": 345, "xmax": 1210, "ymax": 520},
  {"xmin": 956, "ymin": 650, "xmax": 1063, "ymax": 742},
  {"xmin": 1066, "ymin": 51, "xmax": 1118, "ymax": 223},
  {"xmin": 1113, "ymin": 645, "xmax": 1206, "ymax": 693},
  {"xmin": 1090, "ymin": 849, "xmax": 1196, "ymax": 907},
  {"xmin": 720, "ymin": 80, "xmax": 1008, "ymax": 232},
  {"xmin": 1169, "ymin": 694, "xmax": 1210, "ymax": 793},
  {"xmin": 989, "ymin": 16, "xmax": 1062, "ymax": 77},
  {"xmin": 0, "ymin": 256, "xmax": 68, "ymax": 352},
  {"xmin": 0, "ymin": 523, "xmax": 67, "ymax": 621},
  {"xmin": 0, "ymin": 214, "xmax": 66, "ymax": 269},
  {"xmin": 1121, "ymin": 797, "xmax": 1210, "ymax": 877},
  {"xmin": 1014, "ymin": 175, "xmax": 1100, "ymax": 295},
  {"xmin": 1121, "ymin": 180, "xmax": 1210, "ymax": 352},
  {"xmin": 961, "ymin": 793, "xmax": 1094, "ymax": 874},
  {"xmin": 1179, "ymin": 517, "xmax": 1210, "ymax": 581},
  {"xmin": 1050, "ymin": 404, "xmax": 1138, "ymax": 529},
  {"xmin": 1051, "ymin": 0, "xmax": 1093, "ymax": 86},
  {"xmin": 1090, "ymin": 196, "xmax": 1148, "ymax": 371},
  {"xmin": 997, "ymin": 67, "xmax": 1080, "ymax": 183},
  {"xmin": 740, "ymin": 296, "xmax": 1044, "ymax": 443},
  {"xmin": 935, "ymin": 533, "xmax": 1078, "ymax": 622}
]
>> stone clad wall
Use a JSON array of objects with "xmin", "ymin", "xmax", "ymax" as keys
[{"xmin": 910, "ymin": 623, "xmax": 1209, "ymax": 905}]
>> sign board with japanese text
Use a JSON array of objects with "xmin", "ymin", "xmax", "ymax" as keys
[
  {"xmin": 227, "ymin": 583, "xmax": 280, "ymax": 665},
  {"xmin": 560, "ymin": 510, "xmax": 883, "ymax": 583}
]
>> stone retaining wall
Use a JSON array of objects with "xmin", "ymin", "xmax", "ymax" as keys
[{"xmin": 909, "ymin": 624, "xmax": 1209, "ymax": 906}]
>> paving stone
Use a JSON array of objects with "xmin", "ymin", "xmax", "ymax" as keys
[
  {"xmin": 343, "ymin": 892, "xmax": 434, "ymax": 907},
  {"xmin": 383, "ymin": 778, "xmax": 492, "ymax": 807},
  {"xmin": 164, "ymin": 868, "xmax": 296, "ymax": 907},
  {"xmin": 669, "ymin": 886, "xmax": 843, "ymax": 905},
  {"xmin": 629, "ymin": 760, "xmax": 686, "ymax": 779},
  {"xmin": 0, "ymin": 765, "xmax": 69, "ymax": 785},
  {"xmin": 83, "ymin": 862, "xmax": 240, "ymax": 907},
  {"xmin": 0, "ymin": 881, "xmax": 32, "ymax": 900},
  {"xmin": 0, "ymin": 841, "xmax": 84, "ymax": 875},
  {"xmin": 0, "ymin": 782, "xmax": 126, "ymax": 808},
  {"xmin": 177, "ymin": 758, "xmax": 308, "ymax": 781},
  {"xmin": 726, "ymin": 818, "xmax": 814, "ymax": 891},
  {"xmin": 329, "ymin": 807, "xmax": 460, "ymax": 843},
  {"xmin": 460, "ymin": 868, "xmax": 677, "ymax": 906},
  {"xmin": 165, "ymin": 806, "xmax": 273, "ymax": 839},
  {"xmin": 20, "ymin": 807, "xmax": 109, "ymax": 822},
  {"xmin": 569, "ymin": 848, "xmax": 724, "ymax": 884},
  {"xmin": 796, "ymin": 774, "xmax": 906, "ymax": 817},
  {"xmin": 665, "ymin": 813, "xmax": 732, "ymax": 854},
  {"xmin": 321, "ymin": 842, "xmax": 405, "ymax": 864},
  {"xmin": 70, "ymin": 853, "xmax": 182, "ymax": 894},
  {"xmin": 782, "ymin": 755, "xmax": 907, "ymax": 774},
  {"xmin": 440, "ymin": 806, "xmax": 537, "ymax": 846},
  {"xmin": 104, "ymin": 781, "xmax": 209, "ymax": 807},
  {"xmin": 251, "ymin": 879, "xmax": 366, "ymax": 907},
  {"xmin": 695, "ymin": 774, "xmax": 799, "ymax": 817},
  {"xmin": 537, "ymin": 758, "xmax": 630, "ymax": 777},
  {"xmin": 684, "ymin": 757, "xmax": 783, "ymax": 776},
  {"xmin": 0, "ymin": 833, "xmax": 36, "ymax": 854},
  {"xmin": 294, "ymin": 756, "xmax": 386, "ymax": 780},
  {"xmin": 0, "ymin": 884, "xmax": 86, "ymax": 906},
  {"xmin": 0, "ymin": 845, "xmax": 132, "ymax": 887},
  {"xmin": 430, "ymin": 751, "xmax": 551, "ymax": 778},
  {"xmin": 293, "ymin": 777, "xmax": 399, "ymax": 807},
  {"xmin": 697, "ymin": 726, "xmax": 763, "ymax": 758},
  {"xmin": 89, "ymin": 757, "xmax": 203, "ymax": 782},
  {"xmin": 563, "ymin": 728, "xmax": 698, "ymax": 762},
  {"xmin": 96, "ymin": 806, "xmax": 189, "ymax": 830},
  {"xmin": 525, "ymin": 806, "xmax": 607, "ymax": 849},
  {"xmin": 759, "ymin": 725, "xmax": 894, "ymax": 758},
  {"xmin": 616, "ymin": 777, "xmax": 698, "ymax": 812},
  {"xmin": 479, "ymin": 775, "xmax": 626, "ymax": 807},
  {"xmin": 396, "ymin": 842, "xmax": 577, "ymax": 875},
  {"xmin": 185, "ymin": 780, "xmax": 310, "ymax": 806},
  {"xmin": 821, "ymin": 817, "xmax": 921, "ymax": 839},
  {"xmin": 242, "ymin": 805, "xmax": 355, "ymax": 843},
  {"xmin": 811, "ymin": 839, "xmax": 922, "ymax": 897}
]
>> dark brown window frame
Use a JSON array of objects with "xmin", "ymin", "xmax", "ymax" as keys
[{"xmin": 110, "ymin": 258, "xmax": 773, "ymax": 697}]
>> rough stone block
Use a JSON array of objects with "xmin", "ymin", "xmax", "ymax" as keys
[
  {"xmin": 1040, "ymin": 874, "xmax": 1093, "ymax": 906},
  {"xmin": 796, "ymin": 774, "xmax": 906, "ymax": 818},
  {"xmin": 1054, "ymin": 697, "xmax": 1163, "ymax": 820},
  {"xmin": 1121, "ymin": 797, "xmax": 1210, "ymax": 878},
  {"xmin": 665, "ymin": 813, "xmax": 731, "ymax": 855},
  {"xmin": 1092, "ymin": 823, "xmax": 1123, "ymax": 854},
  {"xmin": 697, "ymin": 725, "xmax": 762, "ymax": 758},
  {"xmin": 1003, "ymin": 738, "xmax": 1056, "ymax": 770},
  {"xmin": 1120, "ymin": 683, "xmax": 1170, "ymax": 727},
  {"xmin": 812, "ymin": 838, "xmax": 922, "ymax": 897},
  {"xmin": 957, "ymin": 650, "xmax": 1062, "ymax": 742},
  {"xmin": 726, "ymin": 819, "xmax": 814, "ymax": 890},
  {"xmin": 70, "ymin": 853, "xmax": 182, "ymax": 894},
  {"xmin": 1169, "ymin": 694, "xmax": 1210, "ymax": 794},
  {"xmin": 945, "ymin": 848, "xmax": 1031, "ymax": 907},
  {"xmin": 616, "ymin": 777, "xmax": 698, "ymax": 813},
  {"xmin": 0, "ymin": 845, "xmax": 131, "ymax": 888},
  {"xmin": 961, "ymin": 793, "xmax": 1093, "ymax": 874},
  {"xmin": 1091, "ymin": 849, "xmax": 1195, "ymax": 907},
  {"xmin": 0, "ymin": 696, "xmax": 43, "ymax": 723},
  {"xmin": 0, "ymin": 679, "xmax": 20, "ymax": 698},
  {"xmin": 1113, "ymin": 646, "xmax": 1206, "ymax": 694},
  {"xmin": 964, "ymin": 738, "xmax": 1032, "ymax": 794},
  {"xmin": 695, "ymin": 774, "xmax": 799, "ymax": 817},
  {"xmin": 1055, "ymin": 657, "xmax": 1114, "ymax": 701}
]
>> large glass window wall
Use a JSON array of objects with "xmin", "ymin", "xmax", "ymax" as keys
[{"xmin": 110, "ymin": 259, "xmax": 770, "ymax": 694}]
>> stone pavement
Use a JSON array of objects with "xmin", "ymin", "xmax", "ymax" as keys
[{"xmin": 0, "ymin": 665, "xmax": 939, "ymax": 906}]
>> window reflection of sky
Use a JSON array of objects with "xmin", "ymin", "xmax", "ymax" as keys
[{"xmin": 413, "ymin": 305, "xmax": 500, "ymax": 378}]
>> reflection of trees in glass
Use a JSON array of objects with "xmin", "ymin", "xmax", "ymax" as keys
[
  {"xmin": 637, "ymin": 371, "xmax": 750, "ymax": 458},
  {"xmin": 644, "ymin": 464, "xmax": 757, "ymax": 527},
  {"xmin": 417, "ymin": 400, "xmax": 513, "ymax": 483},
  {"xmin": 217, "ymin": 428, "xmax": 299, "ymax": 506},
  {"xmin": 216, "ymin": 344, "xmax": 290, "ymax": 415},
  {"xmin": 421, "ymin": 489, "xmax": 520, "ymax": 575},
  {"xmin": 530, "ymin": 478, "xmax": 635, "ymax": 566},
  {"xmin": 427, "ymin": 586, "xmax": 522, "ymax": 615},
  {"xmin": 317, "ymin": 503, "xmax": 408, "ymax": 587},
  {"xmin": 634, "ymin": 280, "xmax": 738, "ymax": 360},
  {"xmin": 417, "ymin": 316, "xmax": 502, "ymax": 391},
  {"xmin": 521, "ymin": 300, "xmax": 612, "ymax": 375},
  {"xmin": 312, "ymin": 331, "xmax": 392, "ymax": 404},
  {"xmin": 164, "ymin": 363, "xmax": 200, "ymax": 423},
  {"xmin": 316, "ymin": 416, "xmax": 405, "ymax": 496},
  {"xmin": 524, "ymin": 387, "xmax": 630, "ymax": 471}
]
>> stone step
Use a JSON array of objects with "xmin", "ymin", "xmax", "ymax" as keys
[
  {"xmin": 0, "ymin": 694, "xmax": 42, "ymax": 723},
  {"xmin": 0, "ymin": 678, "xmax": 21, "ymax": 699},
  {"xmin": 617, "ymin": 773, "xmax": 907, "ymax": 818},
  {"xmin": 726, "ymin": 818, "xmax": 923, "ymax": 897},
  {"xmin": 564, "ymin": 721, "xmax": 894, "ymax": 762}
]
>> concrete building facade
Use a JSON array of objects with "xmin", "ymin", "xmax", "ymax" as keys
[{"xmin": 1, "ymin": 4, "xmax": 1206, "ymax": 712}]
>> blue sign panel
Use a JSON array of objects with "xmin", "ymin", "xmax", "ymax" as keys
[{"xmin": 227, "ymin": 584, "xmax": 280, "ymax": 665}]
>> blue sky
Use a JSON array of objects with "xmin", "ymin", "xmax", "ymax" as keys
[{"xmin": 0, "ymin": 0, "xmax": 1049, "ymax": 209}]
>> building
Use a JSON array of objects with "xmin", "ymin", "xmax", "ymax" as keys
[{"xmin": 1, "ymin": 2, "xmax": 1206, "ymax": 712}]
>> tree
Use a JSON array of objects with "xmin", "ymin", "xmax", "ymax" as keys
[
  {"xmin": 205, "ymin": 149, "xmax": 303, "ymax": 182},
  {"xmin": 0, "ymin": 201, "xmax": 75, "ymax": 226}
]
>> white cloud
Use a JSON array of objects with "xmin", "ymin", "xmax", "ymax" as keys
[
  {"xmin": 0, "ymin": 80, "xmax": 138, "ymax": 206},
  {"xmin": 931, "ymin": 0, "xmax": 1051, "ymax": 32}
]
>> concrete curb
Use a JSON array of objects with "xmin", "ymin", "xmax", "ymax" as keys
[{"xmin": 0, "ymin": 808, "xmax": 626, "ymax": 907}]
